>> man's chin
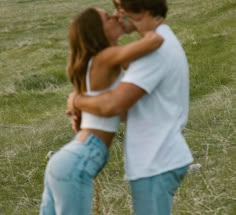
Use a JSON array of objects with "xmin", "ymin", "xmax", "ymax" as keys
[
  {"xmin": 120, "ymin": 20, "xmax": 136, "ymax": 34},
  {"xmin": 122, "ymin": 25, "xmax": 136, "ymax": 34}
]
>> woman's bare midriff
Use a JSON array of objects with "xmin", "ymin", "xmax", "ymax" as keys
[{"xmin": 76, "ymin": 129, "xmax": 116, "ymax": 148}]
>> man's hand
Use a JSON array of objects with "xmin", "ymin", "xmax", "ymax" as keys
[
  {"xmin": 66, "ymin": 91, "xmax": 81, "ymax": 132},
  {"xmin": 70, "ymin": 114, "xmax": 80, "ymax": 132},
  {"xmin": 66, "ymin": 91, "xmax": 77, "ymax": 116}
]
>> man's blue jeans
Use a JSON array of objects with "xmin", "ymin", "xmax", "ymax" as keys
[
  {"xmin": 130, "ymin": 165, "xmax": 189, "ymax": 215},
  {"xmin": 40, "ymin": 134, "xmax": 108, "ymax": 215}
]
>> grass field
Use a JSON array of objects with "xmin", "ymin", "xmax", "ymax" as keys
[{"xmin": 0, "ymin": 0, "xmax": 235, "ymax": 214}]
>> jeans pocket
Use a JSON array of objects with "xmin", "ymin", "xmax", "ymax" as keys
[
  {"xmin": 162, "ymin": 166, "xmax": 189, "ymax": 196},
  {"xmin": 47, "ymin": 150, "xmax": 83, "ymax": 181},
  {"xmin": 83, "ymin": 151, "xmax": 107, "ymax": 177}
]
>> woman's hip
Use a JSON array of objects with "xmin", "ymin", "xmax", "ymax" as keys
[{"xmin": 46, "ymin": 133, "xmax": 109, "ymax": 181}]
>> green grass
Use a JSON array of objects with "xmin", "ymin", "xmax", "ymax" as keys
[{"xmin": 0, "ymin": 0, "xmax": 235, "ymax": 214}]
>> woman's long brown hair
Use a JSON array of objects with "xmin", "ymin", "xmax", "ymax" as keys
[{"xmin": 67, "ymin": 8, "xmax": 110, "ymax": 93}]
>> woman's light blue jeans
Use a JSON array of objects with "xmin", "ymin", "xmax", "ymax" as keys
[
  {"xmin": 130, "ymin": 165, "xmax": 189, "ymax": 215},
  {"xmin": 40, "ymin": 134, "xmax": 108, "ymax": 215}
]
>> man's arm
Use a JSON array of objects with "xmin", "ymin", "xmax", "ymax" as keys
[{"xmin": 74, "ymin": 82, "xmax": 146, "ymax": 117}]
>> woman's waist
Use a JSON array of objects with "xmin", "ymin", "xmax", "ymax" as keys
[
  {"xmin": 76, "ymin": 129, "xmax": 115, "ymax": 148},
  {"xmin": 81, "ymin": 112, "xmax": 120, "ymax": 133}
]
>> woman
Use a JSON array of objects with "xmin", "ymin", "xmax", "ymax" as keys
[{"xmin": 40, "ymin": 7, "xmax": 163, "ymax": 215}]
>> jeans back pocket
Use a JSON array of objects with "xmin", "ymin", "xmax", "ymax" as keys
[
  {"xmin": 47, "ymin": 150, "xmax": 83, "ymax": 181},
  {"xmin": 82, "ymin": 148, "xmax": 107, "ymax": 177}
]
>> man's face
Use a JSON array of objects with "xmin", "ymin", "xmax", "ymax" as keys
[
  {"xmin": 112, "ymin": 0, "xmax": 148, "ymax": 34},
  {"xmin": 112, "ymin": 0, "xmax": 136, "ymax": 33},
  {"xmin": 123, "ymin": 11, "xmax": 147, "ymax": 33}
]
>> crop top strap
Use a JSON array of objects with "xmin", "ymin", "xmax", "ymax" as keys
[{"xmin": 85, "ymin": 58, "xmax": 93, "ymax": 92}]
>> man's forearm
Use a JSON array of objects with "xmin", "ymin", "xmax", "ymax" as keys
[
  {"xmin": 74, "ymin": 91, "xmax": 121, "ymax": 117},
  {"xmin": 73, "ymin": 83, "xmax": 146, "ymax": 117}
]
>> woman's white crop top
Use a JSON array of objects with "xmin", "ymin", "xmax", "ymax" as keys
[{"xmin": 80, "ymin": 59, "xmax": 122, "ymax": 132}]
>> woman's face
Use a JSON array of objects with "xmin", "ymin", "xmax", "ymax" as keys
[{"xmin": 96, "ymin": 8, "xmax": 124, "ymax": 44}]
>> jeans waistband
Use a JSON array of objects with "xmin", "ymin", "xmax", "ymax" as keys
[{"xmin": 63, "ymin": 133, "xmax": 108, "ymax": 158}]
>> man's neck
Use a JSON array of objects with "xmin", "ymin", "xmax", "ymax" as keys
[
  {"xmin": 153, "ymin": 16, "xmax": 165, "ymax": 29},
  {"xmin": 147, "ymin": 16, "xmax": 165, "ymax": 31}
]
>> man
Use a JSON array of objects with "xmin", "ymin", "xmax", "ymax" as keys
[{"xmin": 68, "ymin": 0, "xmax": 193, "ymax": 214}]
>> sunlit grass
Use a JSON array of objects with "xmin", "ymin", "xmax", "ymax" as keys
[{"xmin": 0, "ymin": 0, "xmax": 235, "ymax": 214}]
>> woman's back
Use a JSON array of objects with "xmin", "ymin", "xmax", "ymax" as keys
[{"xmin": 78, "ymin": 58, "xmax": 122, "ymax": 147}]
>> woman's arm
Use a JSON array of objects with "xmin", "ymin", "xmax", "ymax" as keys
[{"xmin": 98, "ymin": 31, "xmax": 164, "ymax": 67}]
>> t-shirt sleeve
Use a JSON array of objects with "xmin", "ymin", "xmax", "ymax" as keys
[{"xmin": 121, "ymin": 50, "xmax": 167, "ymax": 94}]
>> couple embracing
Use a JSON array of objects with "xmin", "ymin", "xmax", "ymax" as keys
[{"xmin": 40, "ymin": 0, "xmax": 193, "ymax": 214}]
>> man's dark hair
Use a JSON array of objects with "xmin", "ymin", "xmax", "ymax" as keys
[{"xmin": 120, "ymin": 0, "xmax": 168, "ymax": 18}]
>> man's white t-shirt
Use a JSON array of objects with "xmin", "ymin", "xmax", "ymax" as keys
[{"xmin": 122, "ymin": 24, "xmax": 193, "ymax": 180}]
